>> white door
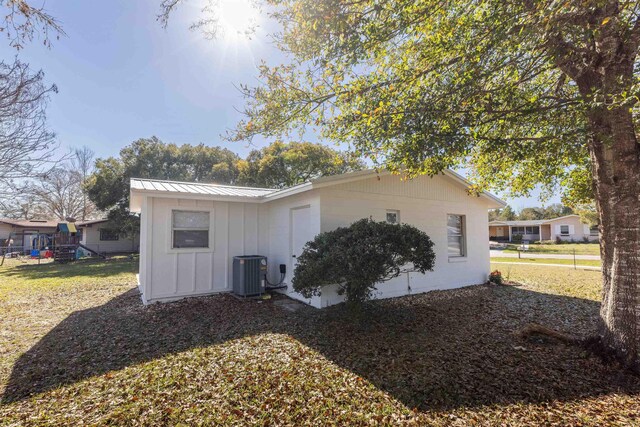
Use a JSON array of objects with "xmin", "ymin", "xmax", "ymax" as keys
[
  {"xmin": 290, "ymin": 206, "xmax": 312, "ymax": 272},
  {"xmin": 496, "ymin": 227, "xmax": 504, "ymax": 237}
]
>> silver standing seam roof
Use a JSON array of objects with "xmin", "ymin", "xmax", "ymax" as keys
[{"xmin": 130, "ymin": 178, "xmax": 277, "ymax": 198}]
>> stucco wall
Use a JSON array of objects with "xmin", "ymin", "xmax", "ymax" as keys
[
  {"xmin": 317, "ymin": 174, "xmax": 491, "ymax": 307},
  {"xmin": 80, "ymin": 225, "xmax": 139, "ymax": 253}
]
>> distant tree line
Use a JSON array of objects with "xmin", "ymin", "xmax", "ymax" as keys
[
  {"xmin": 82, "ymin": 137, "xmax": 365, "ymax": 238},
  {"xmin": 489, "ymin": 204, "xmax": 575, "ymax": 222}
]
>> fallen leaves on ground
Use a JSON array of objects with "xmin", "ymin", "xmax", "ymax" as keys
[{"xmin": 0, "ymin": 260, "xmax": 638, "ymax": 426}]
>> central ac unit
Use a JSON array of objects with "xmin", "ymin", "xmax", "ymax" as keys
[{"xmin": 232, "ymin": 255, "xmax": 267, "ymax": 296}]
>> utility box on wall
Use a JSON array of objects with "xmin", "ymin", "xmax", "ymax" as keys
[{"xmin": 232, "ymin": 255, "xmax": 267, "ymax": 296}]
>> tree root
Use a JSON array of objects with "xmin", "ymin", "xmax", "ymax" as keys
[{"xmin": 518, "ymin": 323, "xmax": 580, "ymax": 345}]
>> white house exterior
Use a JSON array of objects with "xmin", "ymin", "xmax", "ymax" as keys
[
  {"xmin": 130, "ymin": 170, "xmax": 505, "ymax": 308},
  {"xmin": 489, "ymin": 214, "xmax": 599, "ymax": 243},
  {"xmin": 77, "ymin": 219, "xmax": 139, "ymax": 253}
]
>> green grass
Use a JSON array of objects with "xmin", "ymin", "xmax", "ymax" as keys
[
  {"xmin": 491, "ymin": 262, "xmax": 603, "ymax": 301},
  {"xmin": 492, "ymin": 257, "xmax": 602, "ymax": 267},
  {"xmin": 502, "ymin": 243, "xmax": 600, "ymax": 256},
  {"xmin": 1, "ymin": 258, "xmax": 639, "ymax": 425}
]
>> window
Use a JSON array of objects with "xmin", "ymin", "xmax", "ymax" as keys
[
  {"xmin": 560, "ymin": 225, "xmax": 570, "ymax": 235},
  {"xmin": 512, "ymin": 226, "xmax": 525, "ymax": 235},
  {"xmin": 525, "ymin": 226, "xmax": 540, "ymax": 235},
  {"xmin": 447, "ymin": 214, "xmax": 465, "ymax": 257},
  {"xmin": 386, "ymin": 210, "xmax": 400, "ymax": 224},
  {"xmin": 590, "ymin": 226, "xmax": 599, "ymax": 236},
  {"xmin": 99, "ymin": 229, "xmax": 119, "ymax": 241},
  {"xmin": 172, "ymin": 210, "xmax": 210, "ymax": 249}
]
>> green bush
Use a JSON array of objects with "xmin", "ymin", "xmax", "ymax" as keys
[
  {"xmin": 292, "ymin": 218, "xmax": 436, "ymax": 307},
  {"xmin": 511, "ymin": 234, "xmax": 523, "ymax": 244}
]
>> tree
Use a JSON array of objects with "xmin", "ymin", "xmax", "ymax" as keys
[
  {"xmin": 87, "ymin": 137, "xmax": 242, "ymax": 237},
  {"xmin": 500, "ymin": 205, "xmax": 516, "ymax": 221},
  {"xmin": 0, "ymin": 0, "xmax": 64, "ymax": 49},
  {"xmin": 72, "ymin": 146, "xmax": 96, "ymax": 221},
  {"xmin": 518, "ymin": 207, "xmax": 544, "ymax": 221},
  {"xmin": 237, "ymin": 141, "xmax": 365, "ymax": 188},
  {"xmin": 0, "ymin": 1, "xmax": 64, "ymax": 206},
  {"xmin": 168, "ymin": 1, "xmax": 640, "ymax": 368},
  {"xmin": 0, "ymin": 193, "xmax": 46, "ymax": 220},
  {"xmin": 292, "ymin": 218, "xmax": 436, "ymax": 307},
  {"xmin": 27, "ymin": 167, "xmax": 95, "ymax": 221},
  {"xmin": 0, "ymin": 60, "xmax": 59, "ymax": 198},
  {"xmin": 541, "ymin": 203, "xmax": 574, "ymax": 220}
]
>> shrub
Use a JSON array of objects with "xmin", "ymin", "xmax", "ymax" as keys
[
  {"xmin": 511, "ymin": 234, "xmax": 523, "ymax": 244},
  {"xmin": 292, "ymin": 218, "xmax": 436, "ymax": 307},
  {"xmin": 555, "ymin": 236, "xmax": 563, "ymax": 244},
  {"xmin": 489, "ymin": 270, "xmax": 503, "ymax": 285}
]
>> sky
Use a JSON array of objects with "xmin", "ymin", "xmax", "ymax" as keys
[{"xmin": 0, "ymin": 0, "xmax": 560, "ymax": 210}]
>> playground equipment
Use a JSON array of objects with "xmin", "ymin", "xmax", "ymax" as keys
[
  {"xmin": 53, "ymin": 222, "xmax": 106, "ymax": 263},
  {"xmin": 0, "ymin": 221, "xmax": 107, "ymax": 265}
]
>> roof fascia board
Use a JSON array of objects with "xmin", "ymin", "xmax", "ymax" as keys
[{"xmin": 130, "ymin": 188, "xmax": 266, "ymax": 204}]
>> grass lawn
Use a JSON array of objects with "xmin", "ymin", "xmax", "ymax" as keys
[
  {"xmin": 2, "ymin": 258, "xmax": 639, "ymax": 425},
  {"xmin": 502, "ymin": 243, "xmax": 600, "ymax": 256},
  {"xmin": 491, "ymin": 257, "xmax": 602, "ymax": 267}
]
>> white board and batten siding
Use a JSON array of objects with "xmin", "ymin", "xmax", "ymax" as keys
[
  {"xmin": 132, "ymin": 171, "xmax": 504, "ymax": 307},
  {"xmin": 138, "ymin": 196, "xmax": 268, "ymax": 304}
]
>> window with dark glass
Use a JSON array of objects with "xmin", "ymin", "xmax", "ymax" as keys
[
  {"xmin": 99, "ymin": 229, "xmax": 119, "ymax": 241},
  {"xmin": 386, "ymin": 210, "xmax": 400, "ymax": 224},
  {"xmin": 560, "ymin": 225, "xmax": 570, "ymax": 235},
  {"xmin": 172, "ymin": 210, "xmax": 210, "ymax": 249}
]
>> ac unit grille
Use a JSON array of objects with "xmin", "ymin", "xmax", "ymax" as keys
[{"xmin": 232, "ymin": 255, "xmax": 267, "ymax": 296}]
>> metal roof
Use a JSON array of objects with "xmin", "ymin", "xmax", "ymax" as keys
[
  {"xmin": 129, "ymin": 170, "xmax": 506, "ymax": 211},
  {"xmin": 130, "ymin": 178, "xmax": 277, "ymax": 198}
]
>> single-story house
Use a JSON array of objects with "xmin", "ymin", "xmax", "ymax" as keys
[
  {"xmin": 0, "ymin": 219, "xmax": 59, "ymax": 250},
  {"xmin": 76, "ymin": 219, "xmax": 139, "ymax": 253},
  {"xmin": 0, "ymin": 218, "xmax": 139, "ymax": 254},
  {"xmin": 130, "ymin": 169, "xmax": 505, "ymax": 308},
  {"xmin": 489, "ymin": 214, "xmax": 599, "ymax": 243}
]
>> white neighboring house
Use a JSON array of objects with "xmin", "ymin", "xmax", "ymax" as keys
[
  {"xmin": 489, "ymin": 214, "xmax": 599, "ymax": 243},
  {"xmin": 77, "ymin": 219, "xmax": 139, "ymax": 254},
  {"xmin": 129, "ymin": 170, "xmax": 505, "ymax": 308}
]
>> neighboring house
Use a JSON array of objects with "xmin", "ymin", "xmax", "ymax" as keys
[
  {"xmin": 489, "ymin": 214, "xmax": 599, "ymax": 243},
  {"xmin": 130, "ymin": 169, "xmax": 505, "ymax": 308},
  {"xmin": 0, "ymin": 219, "xmax": 59, "ymax": 250},
  {"xmin": 76, "ymin": 219, "xmax": 139, "ymax": 254},
  {"xmin": 0, "ymin": 218, "xmax": 139, "ymax": 254}
]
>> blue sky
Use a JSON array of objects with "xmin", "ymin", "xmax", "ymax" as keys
[{"xmin": 1, "ymin": 0, "xmax": 558, "ymax": 209}]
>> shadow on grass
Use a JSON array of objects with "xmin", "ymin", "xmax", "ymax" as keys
[
  {"xmin": 2, "ymin": 283, "xmax": 639, "ymax": 411},
  {"xmin": 0, "ymin": 257, "xmax": 136, "ymax": 280}
]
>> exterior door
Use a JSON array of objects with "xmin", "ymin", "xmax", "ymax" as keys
[
  {"xmin": 496, "ymin": 227, "xmax": 504, "ymax": 237},
  {"xmin": 290, "ymin": 206, "xmax": 311, "ymax": 272}
]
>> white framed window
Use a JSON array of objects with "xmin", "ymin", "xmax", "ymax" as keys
[
  {"xmin": 171, "ymin": 210, "xmax": 210, "ymax": 249},
  {"xmin": 386, "ymin": 210, "xmax": 400, "ymax": 224},
  {"xmin": 447, "ymin": 214, "xmax": 465, "ymax": 257},
  {"xmin": 590, "ymin": 226, "xmax": 599, "ymax": 236},
  {"xmin": 560, "ymin": 225, "xmax": 570, "ymax": 235}
]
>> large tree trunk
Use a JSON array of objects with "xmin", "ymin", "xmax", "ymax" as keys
[{"xmin": 588, "ymin": 103, "xmax": 640, "ymax": 371}]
